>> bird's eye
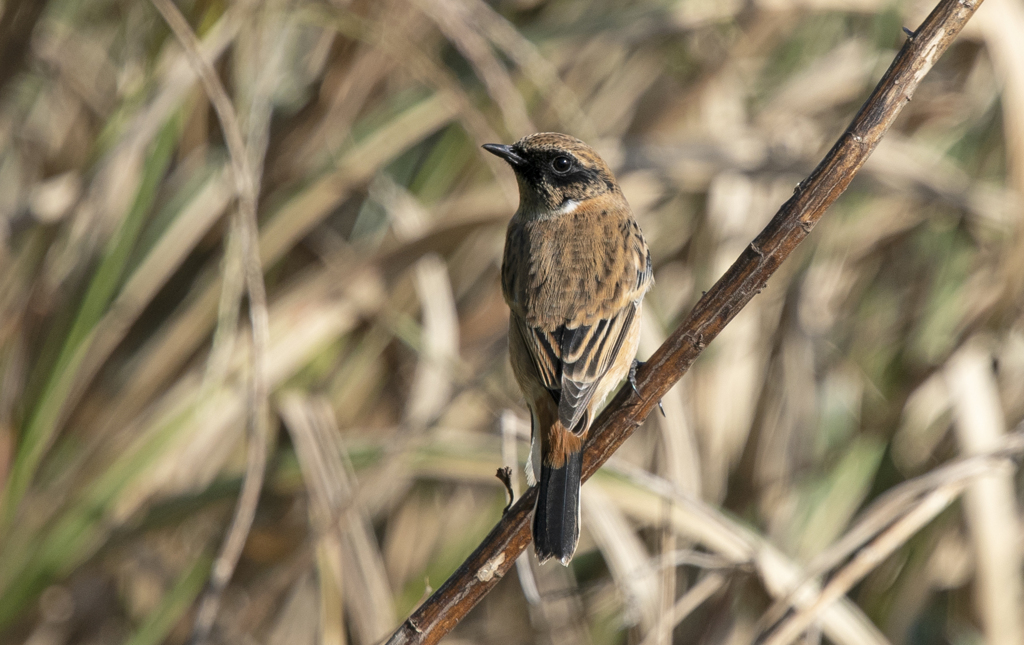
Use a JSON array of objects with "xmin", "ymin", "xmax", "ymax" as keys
[{"xmin": 551, "ymin": 155, "xmax": 573, "ymax": 173}]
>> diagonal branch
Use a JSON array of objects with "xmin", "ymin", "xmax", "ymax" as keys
[{"xmin": 386, "ymin": 0, "xmax": 985, "ymax": 642}]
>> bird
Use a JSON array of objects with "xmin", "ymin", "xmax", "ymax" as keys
[{"xmin": 484, "ymin": 133, "xmax": 653, "ymax": 565}]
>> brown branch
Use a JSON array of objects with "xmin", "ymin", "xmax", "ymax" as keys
[{"xmin": 385, "ymin": 0, "xmax": 985, "ymax": 642}]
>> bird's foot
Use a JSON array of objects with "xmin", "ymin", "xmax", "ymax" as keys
[
  {"xmin": 496, "ymin": 467, "xmax": 514, "ymax": 513},
  {"xmin": 628, "ymin": 359, "xmax": 642, "ymax": 396},
  {"xmin": 629, "ymin": 359, "xmax": 667, "ymax": 417}
]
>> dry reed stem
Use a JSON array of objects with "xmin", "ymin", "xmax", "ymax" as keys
[
  {"xmin": 757, "ymin": 482, "xmax": 965, "ymax": 645},
  {"xmin": 946, "ymin": 342, "xmax": 1024, "ymax": 645},
  {"xmin": 600, "ymin": 464, "xmax": 888, "ymax": 645},
  {"xmin": 102, "ymin": 96, "xmax": 455, "ymax": 433},
  {"xmin": 415, "ymin": 0, "xmax": 535, "ymax": 136},
  {"xmin": 385, "ymin": 0, "xmax": 985, "ymax": 642},
  {"xmin": 638, "ymin": 573, "xmax": 727, "ymax": 645},
  {"xmin": 281, "ymin": 392, "xmax": 395, "ymax": 644},
  {"xmin": 148, "ymin": 1, "xmax": 271, "ymax": 643},
  {"xmin": 755, "ymin": 428, "xmax": 1024, "ymax": 634},
  {"xmin": 460, "ymin": 0, "xmax": 595, "ymax": 138},
  {"xmin": 597, "ymin": 430, "xmax": 1024, "ymax": 645}
]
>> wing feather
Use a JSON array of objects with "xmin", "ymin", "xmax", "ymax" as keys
[
  {"xmin": 517, "ymin": 303, "xmax": 638, "ymax": 435},
  {"xmin": 515, "ymin": 319, "xmax": 562, "ymax": 392},
  {"xmin": 558, "ymin": 303, "xmax": 636, "ymax": 432}
]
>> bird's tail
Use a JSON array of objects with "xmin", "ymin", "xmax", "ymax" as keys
[{"xmin": 533, "ymin": 448, "xmax": 583, "ymax": 565}]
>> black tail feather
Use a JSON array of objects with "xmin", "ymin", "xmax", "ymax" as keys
[{"xmin": 533, "ymin": 450, "xmax": 583, "ymax": 565}]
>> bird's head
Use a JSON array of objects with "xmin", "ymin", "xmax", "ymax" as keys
[{"xmin": 483, "ymin": 133, "xmax": 619, "ymax": 217}]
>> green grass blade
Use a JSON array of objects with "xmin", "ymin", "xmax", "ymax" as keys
[{"xmin": 0, "ymin": 117, "xmax": 180, "ymax": 533}]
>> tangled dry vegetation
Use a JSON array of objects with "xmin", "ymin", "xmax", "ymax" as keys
[{"xmin": 0, "ymin": 0, "xmax": 1022, "ymax": 644}]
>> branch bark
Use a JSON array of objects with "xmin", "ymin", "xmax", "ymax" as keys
[{"xmin": 386, "ymin": 0, "xmax": 985, "ymax": 642}]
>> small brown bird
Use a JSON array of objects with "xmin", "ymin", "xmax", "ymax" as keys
[{"xmin": 484, "ymin": 133, "xmax": 653, "ymax": 565}]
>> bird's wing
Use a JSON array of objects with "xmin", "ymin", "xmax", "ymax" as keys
[
  {"xmin": 517, "ymin": 302, "xmax": 638, "ymax": 435},
  {"xmin": 557, "ymin": 302, "xmax": 637, "ymax": 433},
  {"xmin": 515, "ymin": 318, "xmax": 564, "ymax": 397}
]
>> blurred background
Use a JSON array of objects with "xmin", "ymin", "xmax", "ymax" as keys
[{"xmin": 0, "ymin": 0, "xmax": 1023, "ymax": 643}]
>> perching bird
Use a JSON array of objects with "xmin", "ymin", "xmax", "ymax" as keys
[{"xmin": 484, "ymin": 133, "xmax": 653, "ymax": 565}]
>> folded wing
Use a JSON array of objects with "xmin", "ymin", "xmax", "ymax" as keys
[{"xmin": 516, "ymin": 301, "xmax": 639, "ymax": 434}]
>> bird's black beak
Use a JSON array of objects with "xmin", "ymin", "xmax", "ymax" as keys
[{"xmin": 483, "ymin": 143, "xmax": 526, "ymax": 167}]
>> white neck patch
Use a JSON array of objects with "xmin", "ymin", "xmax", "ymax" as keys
[{"xmin": 556, "ymin": 199, "xmax": 579, "ymax": 215}]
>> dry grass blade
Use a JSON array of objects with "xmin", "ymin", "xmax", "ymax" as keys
[
  {"xmin": 280, "ymin": 392, "xmax": 395, "ymax": 645},
  {"xmin": 946, "ymin": 341, "xmax": 1024, "ymax": 645},
  {"xmin": 752, "ymin": 427, "xmax": 1024, "ymax": 640},
  {"xmin": 109, "ymin": 95, "xmax": 455, "ymax": 430},
  {"xmin": 582, "ymin": 483, "xmax": 659, "ymax": 630},
  {"xmin": 416, "ymin": 0, "xmax": 535, "ymax": 136},
  {"xmin": 385, "ymin": 0, "xmax": 986, "ymax": 642},
  {"xmin": 266, "ymin": 573, "xmax": 319, "ymax": 645},
  {"xmin": 757, "ymin": 481, "xmax": 965, "ymax": 645},
  {"xmin": 637, "ymin": 574, "xmax": 727, "ymax": 645},
  {"xmin": 73, "ymin": 168, "xmax": 234, "ymax": 418},
  {"xmin": 601, "ymin": 463, "xmax": 889, "ymax": 645},
  {"xmin": 2, "ymin": 0, "xmax": 1020, "ymax": 640},
  {"xmin": 107, "ymin": 269, "xmax": 382, "ymax": 528},
  {"xmin": 148, "ymin": 1, "xmax": 270, "ymax": 642},
  {"xmin": 460, "ymin": 0, "xmax": 595, "ymax": 138},
  {"xmin": 977, "ymin": 0, "xmax": 1024, "ymax": 308},
  {"xmin": 640, "ymin": 314, "xmax": 702, "ymax": 497},
  {"xmin": 789, "ymin": 430, "xmax": 1024, "ymax": 595},
  {"xmin": 280, "ymin": 396, "xmax": 347, "ymax": 645},
  {"xmin": 976, "ymin": 0, "xmax": 1024, "ymax": 193}
]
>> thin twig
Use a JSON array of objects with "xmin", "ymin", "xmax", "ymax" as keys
[
  {"xmin": 148, "ymin": 1, "xmax": 271, "ymax": 643},
  {"xmin": 382, "ymin": 0, "xmax": 984, "ymax": 641}
]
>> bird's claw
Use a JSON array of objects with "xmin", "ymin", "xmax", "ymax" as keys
[
  {"xmin": 629, "ymin": 359, "xmax": 642, "ymax": 396},
  {"xmin": 630, "ymin": 359, "xmax": 667, "ymax": 417}
]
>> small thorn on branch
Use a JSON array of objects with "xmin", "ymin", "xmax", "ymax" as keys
[
  {"xmin": 902, "ymin": 26, "xmax": 915, "ymax": 38},
  {"xmin": 496, "ymin": 467, "xmax": 514, "ymax": 513},
  {"xmin": 409, "ymin": 616, "xmax": 423, "ymax": 634}
]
